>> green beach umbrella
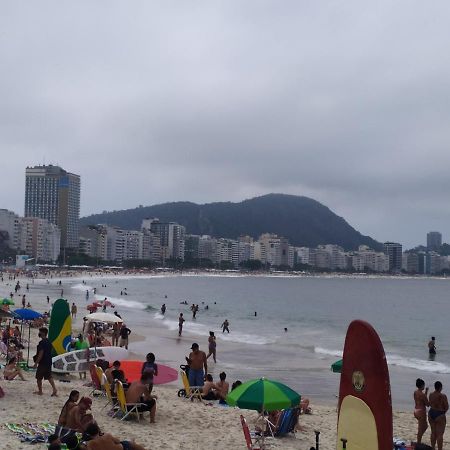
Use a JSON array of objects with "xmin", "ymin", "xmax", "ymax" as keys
[
  {"xmin": 2, "ymin": 298, "xmax": 14, "ymax": 306},
  {"xmin": 226, "ymin": 378, "xmax": 301, "ymax": 412},
  {"xmin": 331, "ymin": 359, "xmax": 343, "ymax": 373}
]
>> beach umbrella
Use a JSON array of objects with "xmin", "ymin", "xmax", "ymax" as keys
[
  {"xmin": 226, "ymin": 378, "xmax": 301, "ymax": 412},
  {"xmin": 13, "ymin": 308, "xmax": 43, "ymax": 366},
  {"xmin": 331, "ymin": 359, "xmax": 343, "ymax": 373},
  {"xmin": 84, "ymin": 312, "xmax": 123, "ymax": 323},
  {"xmin": 14, "ymin": 308, "xmax": 43, "ymax": 321},
  {"xmin": 0, "ymin": 309, "xmax": 19, "ymax": 319},
  {"xmin": 2, "ymin": 298, "xmax": 14, "ymax": 305}
]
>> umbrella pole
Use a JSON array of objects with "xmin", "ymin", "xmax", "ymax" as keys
[{"xmin": 27, "ymin": 324, "xmax": 31, "ymax": 366}]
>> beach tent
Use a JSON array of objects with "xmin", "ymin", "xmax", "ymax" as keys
[
  {"xmin": 13, "ymin": 308, "xmax": 43, "ymax": 366},
  {"xmin": 331, "ymin": 359, "xmax": 343, "ymax": 373}
]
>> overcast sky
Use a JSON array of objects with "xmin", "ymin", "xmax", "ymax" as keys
[{"xmin": 1, "ymin": 1, "xmax": 450, "ymax": 247}]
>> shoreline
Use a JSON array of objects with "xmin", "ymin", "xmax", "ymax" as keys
[{"xmin": 0, "ymin": 272, "xmax": 449, "ymax": 448}]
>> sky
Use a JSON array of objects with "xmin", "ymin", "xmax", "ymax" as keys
[{"xmin": 1, "ymin": 1, "xmax": 450, "ymax": 248}]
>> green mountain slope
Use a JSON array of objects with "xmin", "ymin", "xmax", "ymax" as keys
[{"xmin": 80, "ymin": 193, "xmax": 381, "ymax": 250}]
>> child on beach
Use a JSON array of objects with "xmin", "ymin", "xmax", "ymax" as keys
[{"xmin": 141, "ymin": 352, "xmax": 158, "ymax": 391}]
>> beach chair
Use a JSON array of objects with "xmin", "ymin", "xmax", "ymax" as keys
[
  {"xmin": 101, "ymin": 378, "xmax": 118, "ymax": 413},
  {"xmin": 179, "ymin": 370, "xmax": 203, "ymax": 402},
  {"xmin": 115, "ymin": 380, "xmax": 148, "ymax": 422},
  {"xmin": 240, "ymin": 415, "xmax": 265, "ymax": 450},
  {"xmin": 273, "ymin": 407, "xmax": 300, "ymax": 438},
  {"xmin": 89, "ymin": 364, "xmax": 103, "ymax": 396}
]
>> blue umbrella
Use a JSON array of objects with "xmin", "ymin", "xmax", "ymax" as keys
[
  {"xmin": 13, "ymin": 309, "xmax": 43, "ymax": 365},
  {"xmin": 13, "ymin": 309, "xmax": 43, "ymax": 320}
]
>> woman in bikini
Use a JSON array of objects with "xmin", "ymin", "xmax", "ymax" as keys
[
  {"xmin": 414, "ymin": 378, "xmax": 429, "ymax": 444},
  {"xmin": 3, "ymin": 357, "xmax": 25, "ymax": 381},
  {"xmin": 58, "ymin": 390, "xmax": 80, "ymax": 426},
  {"xmin": 206, "ymin": 331, "xmax": 217, "ymax": 363},
  {"xmin": 428, "ymin": 381, "xmax": 449, "ymax": 450}
]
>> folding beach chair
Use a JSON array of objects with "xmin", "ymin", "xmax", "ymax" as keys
[
  {"xmin": 101, "ymin": 378, "xmax": 118, "ymax": 413},
  {"xmin": 240, "ymin": 415, "xmax": 265, "ymax": 450},
  {"xmin": 115, "ymin": 380, "xmax": 148, "ymax": 422},
  {"xmin": 179, "ymin": 370, "xmax": 203, "ymax": 402},
  {"xmin": 273, "ymin": 407, "xmax": 300, "ymax": 438},
  {"xmin": 89, "ymin": 364, "xmax": 103, "ymax": 397}
]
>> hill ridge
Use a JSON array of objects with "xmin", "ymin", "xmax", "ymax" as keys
[{"xmin": 80, "ymin": 193, "xmax": 380, "ymax": 251}]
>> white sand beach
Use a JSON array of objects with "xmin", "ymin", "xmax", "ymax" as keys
[{"xmin": 0, "ymin": 272, "xmax": 448, "ymax": 449}]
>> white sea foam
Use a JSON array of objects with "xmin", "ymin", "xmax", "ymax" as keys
[
  {"xmin": 314, "ymin": 346, "xmax": 450, "ymax": 374},
  {"xmin": 72, "ymin": 283, "xmax": 94, "ymax": 291},
  {"xmin": 386, "ymin": 354, "xmax": 450, "ymax": 374},
  {"xmin": 315, "ymin": 347, "xmax": 342, "ymax": 358},
  {"xmin": 94, "ymin": 295, "xmax": 146, "ymax": 310}
]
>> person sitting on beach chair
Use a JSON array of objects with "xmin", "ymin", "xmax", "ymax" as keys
[
  {"xmin": 3, "ymin": 356, "xmax": 25, "ymax": 381},
  {"xmin": 84, "ymin": 423, "xmax": 147, "ymax": 450},
  {"xmin": 125, "ymin": 372, "xmax": 157, "ymax": 423}
]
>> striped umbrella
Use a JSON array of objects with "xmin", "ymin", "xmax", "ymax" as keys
[{"xmin": 226, "ymin": 378, "xmax": 301, "ymax": 412}]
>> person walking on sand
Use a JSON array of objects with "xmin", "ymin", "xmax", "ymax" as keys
[
  {"xmin": 206, "ymin": 331, "xmax": 217, "ymax": 363},
  {"xmin": 71, "ymin": 303, "xmax": 77, "ymax": 319},
  {"xmin": 429, "ymin": 381, "xmax": 449, "ymax": 450},
  {"xmin": 33, "ymin": 327, "xmax": 57, "ymax": 397},
  {"xmin": 414, "ymin": 378, "xmax": 429, "ymax": 444},
  {"xmin": 178, "ymin": 313, "xmax": 185, "ymax": 337},
  {"xmin": 119, "ymin": 324, "xmax": 131, "ymax": 350},
  {"xmin": 221, "ymin": 319, "xmax": 230, "ymax": 333}
]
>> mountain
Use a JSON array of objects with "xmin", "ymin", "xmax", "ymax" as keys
[{"xmin": 80, "ymin": 194, "xmax": 381, "ymax": 251}]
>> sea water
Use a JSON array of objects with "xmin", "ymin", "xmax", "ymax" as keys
[{"xmin": 70, "ymin": 274, "xmax": 450, "ymax": 409}]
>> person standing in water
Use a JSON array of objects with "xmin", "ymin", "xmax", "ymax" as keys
[
  {"xmin": 178, "ymin": 313, "xmax": 185, "ymax": 337},
  {"xmin": 221, "ymin": 319, "xmax": 230, "ymax": 333},
  {"xmin": 428, "ymin": 381, "xmax": 448, "ymax": 450},
  {"xmin": 161, "ymin": 304, "xmax": 166, "ymax": 315},
  {"xmin": 429, "ymin": 337, "xmax": 437, "ymax": 358},
  {"xmin": 206, "ymin": 331, "xmax": 217, "ymax": 363},
  {"xmin": 413, "ymin": 378, "xmax": 429, "ymax": 445}
]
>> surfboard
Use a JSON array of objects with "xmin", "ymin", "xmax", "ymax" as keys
[
  {"xmin": 48, "ymin": 299, "xmax": 72, "ymax": 357},
  {"xmin": 336, "ymin": 320, "xmax": 393, "ymax": 450},
  {"xmin": 119, "ymin": 360, "xmax": 178, "ymax": 385},
  {"xmin": 52, "ymin": 347, "xmax": 129, "ymax": 373}
]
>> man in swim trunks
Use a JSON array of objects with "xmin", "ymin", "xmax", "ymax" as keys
[
  {"xmin": 33, "ymin": 327, "xmax": 57, "ymax": 397},
  {"xmin": 178, "ymin": 313, "xmax": 185, "ymax": 336},
  {"xmin": 126, "ymin": 372, "xmax": 157, "ymax": 423},
  {"xmin": 187, "ymin": 343, "xmax": 207, "ymax": 387},
  {"xmin": 428, "ymin": 380, "xmax": 448, "ymax": 450},
  {"xmin": 84, "ymin": 423, "xmax": 147, "ymax": 450}
]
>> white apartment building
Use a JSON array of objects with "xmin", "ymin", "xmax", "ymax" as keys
[
  {"xmin": 0, "ymin": 209, "xmax": 21, "ymax": 249},
  {"xmin": 19, "ymin": 217, "xmax": 60, "ymax": 262}
]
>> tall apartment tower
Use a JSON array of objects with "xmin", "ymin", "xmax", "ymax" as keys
[
  {"xmin": 383, "ymin": 242, "xmax": 403, "ymax": 272},
  {"xmin": 427, "ymin": 231, "xmax": 442, "ymax": 251},
  {"xmin": 24, "ymin": 165, "xmax": 80, "ymax": 249}
]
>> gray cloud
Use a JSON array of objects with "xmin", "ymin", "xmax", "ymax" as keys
[{"xmin": 1, "ymin": 1, "xmax": 450, "ymax": 247}]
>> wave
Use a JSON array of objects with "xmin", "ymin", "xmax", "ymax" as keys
[
  {"xmin": 315, "ymin": 347, "xmax": 342, "ymax": 358},
  {"xmin": 94, "ymin": 295, "xmax": 146, "ymax": 310},
  {"xmin": 386, "ymin": 354, "xmax": 450, "ymax": 374},
  {"xmin": 145, "ymin": 305, "xmax": 158, "ymax": 312},
  {"xmin": 71, "ymin": 283, "xmax": 94, "ymax": 291},
  {"xmin": 314, "ymin": 346, "xmax": 450, "ymax": 374}
]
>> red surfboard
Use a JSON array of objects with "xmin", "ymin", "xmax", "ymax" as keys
[
  {"xmin": 337, "ymin": 320, "xmax": 393, "ymax": 450},
  {"xmin": 120, "ymin": 360, "xmax": 178, "ymax": 385}
]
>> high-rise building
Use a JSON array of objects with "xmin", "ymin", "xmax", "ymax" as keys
[
  {"xmin": 25, "ymin": 165, "xmax": 80, "ymax": 249},
  {"xmin": 144, "ymin": 218, "xmax": 185, "ymax": 262},
  {"xmin": 383, "ymin": 242, "xmax": 403, "ymax": 272},
  {"xmin": 427, "ymin": 232, "xmax": 442, "ymax": 251},
  {"xmin": 0, "ymin": 209, "xmax": 21, "ymax": 250}
]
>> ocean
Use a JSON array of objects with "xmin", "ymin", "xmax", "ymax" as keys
[{"xmin": 69, "ymin": 274, "xmax": 450, "ymax": 409}]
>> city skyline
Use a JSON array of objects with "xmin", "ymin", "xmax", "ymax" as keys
[{"xmin": 2, "ymin": 2, "xmax": 450, "ymax": 247}]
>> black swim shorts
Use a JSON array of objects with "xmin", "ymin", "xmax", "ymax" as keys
[
  {"xmin": 136, "ymin": 398, "xmax": 156, "ymax": 412},
  {"xmin": 36, "ymin": 365, "xmax": 52, "ymax": 380},
  {"xmin": 121, "ymin": 441, "xmax": 131, "ymax": 450}
]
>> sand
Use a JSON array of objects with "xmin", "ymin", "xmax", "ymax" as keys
[{"xmin": 0, "ymin": 272, "xmax": 448, "ymax": 449}]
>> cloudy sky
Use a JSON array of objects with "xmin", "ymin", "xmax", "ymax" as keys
[{"xmin": 1, "ymin": 1, "xmax": 450, "ymax": 247}]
